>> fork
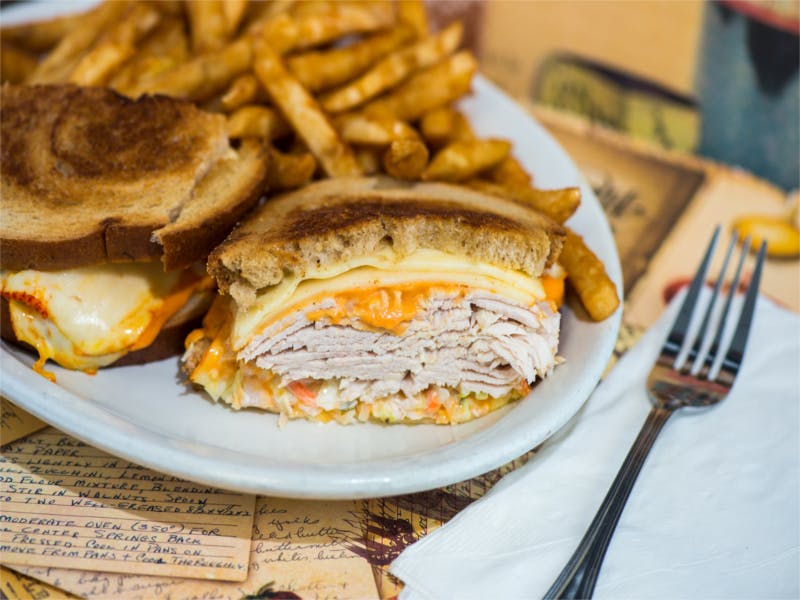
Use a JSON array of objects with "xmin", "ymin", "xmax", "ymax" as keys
[{"xmin": 544, "ymin": 225, "xmax": 767, "ymax": 599}]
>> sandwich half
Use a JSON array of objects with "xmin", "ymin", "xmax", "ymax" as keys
[
  {"xmin": 184, "ymin": 177, "xmax": 566, "ymax": 424},
  {"xmin": 0, "ymin": 84, "xmax": 270, "ymax": 378}
]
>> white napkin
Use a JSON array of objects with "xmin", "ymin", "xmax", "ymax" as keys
[{"xmin": 392, "ymin": 294, "xmax": 800, "ymax": 599}]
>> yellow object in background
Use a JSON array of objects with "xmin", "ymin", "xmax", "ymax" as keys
[{"xmin": 533, "ymin": 55, "xmax": 700, "ymax": 153}]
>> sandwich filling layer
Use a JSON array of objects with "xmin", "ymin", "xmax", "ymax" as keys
[
  {"xmin": 185, "ymin": 249, "xmax": 563, "ymax": 424},
  {"xmin": 1, "ymin": 263, "xmax": 212, "ymax": 379}
]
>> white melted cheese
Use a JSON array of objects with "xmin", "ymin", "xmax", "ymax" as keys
[
  {"xmin": 231, "ymin": 248, "xmax": 545, "ymax": 350},
  {"xmin": 2, "ymin": 263, "xmax": 179, "ymax": 370}
]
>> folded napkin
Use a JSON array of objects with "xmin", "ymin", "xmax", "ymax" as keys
[{"xmin": 392, "ymin": 294, "xmax": 799, "ymax": 599}]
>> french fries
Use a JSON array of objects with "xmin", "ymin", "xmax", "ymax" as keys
[
  {"xmin": 227, "ymin": 105, "xmax": 290, "ymax": 140},
  {"xmin": 253, "ymin": 39, "xmax": 361, "ymax": 177},
  {"xmin": 335, "ymin": 113, "xmax": 419, "ymax": 146},
  {"xmin": 320, "ymin": 22, "xmax": 463, "ymax": 113},
  {"xmin": 287, "ymin": 26, "xmax": 414, "ymax": 93},
  {"xmin": 1, "ymin": 0, "xmax": 620, "ymax": 324},
  {"xmin": 364, "ymin": 51, "xmax": 478, "ymax": 121},
  {"xmin": 266, "ymin": 147, "xmax": 317, "ymax": 191},
  {"xmin": 423, "ymin": 139, "xmax": 511, "ymax": 182},
  {"xmin": 383, "ymin": 139, "xmax": 429, "ymax": 180},
  {"xmin": 560, "ymin": 231, "xmax": 621, "ymax": 322}
]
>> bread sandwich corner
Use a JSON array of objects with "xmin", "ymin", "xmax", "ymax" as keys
[
  {"xmin": 183, "ymin": 176, "xmax": 567, "ymax": 425},
  {"xmin": 0, "ymin": 83, "xmax": 270, "ymax": 379}
]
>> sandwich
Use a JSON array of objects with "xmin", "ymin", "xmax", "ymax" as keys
[
  {"xmin": 184, "ymin": 177, "xmax": 567, "ymax": 424},
  {"xmin": 0, "ymin": 83, "xmax": 270, "ymax": 379}
]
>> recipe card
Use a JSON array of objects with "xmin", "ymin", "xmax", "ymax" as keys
[
  {"xmin": 0, "ymin": 428, "xmax": 255, "ymax": 581},
  {"xmin": 9, "ymin": 496, "xmax": 379, "ymax": 600}
]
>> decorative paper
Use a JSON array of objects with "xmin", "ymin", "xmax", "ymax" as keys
[
  {"xmin": 10, "ymin": 496, "xmax": 378, "ymax": 600},
  {"xmin": 1, "ymin": 399, "xmax": 47, "ymax": 446},
  {"xmin": 0, "ymin": 429, "xmax": 255, "ymax": 581}
]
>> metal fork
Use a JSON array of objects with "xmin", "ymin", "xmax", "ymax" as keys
[{"xmin": 544, "ymin": 225, "xmax": 767, "ymax": 599}]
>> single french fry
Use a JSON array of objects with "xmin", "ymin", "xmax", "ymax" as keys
[
  {"xmin": 243, "ymin": 0, "xmax": 296, "ymax": 29},
  {"xmin": 320, "ymin": 21, "xmax": 463, "ymax": 113},
  {"xmin": 383, "ymin": 139, "xmax": 429, "ymax": 180},
  {"xmin": 267, "ymin": 147, "xmax": 317, "ymax": 191},
  {"xmin": 335, "ymin": 113, "xmax": 419, "ymax": 146},
  {"xmin": 560, "ymin": 230, "xmax": 620, "ymax": 321},
  {"xmin": 27, "ymin": 1, "xmax": 130, "ymax": 84},
  {"xmin": 419, "ymin": 106, "xmax": 474, "ymax": 148},
  {"xmin": 187, "ymin": 0, "xmax": 229, "ymax": 53},
  {"xmin": 465, "ymin": 180, "xmax": 581, "ymax": 224},
  {"xmin": 227, "ymin": 105, "xmax": 290, "ymax": 140},
  {"xmin": 1, "ymin": 43, "xmax": 38, "ymax": 84},
  {"xmin": 287, "ymin": 26, "xmax": 414, "ymax": 93},
  {"xmin": 258, "ymin": 3, "xmax": 395, "ymax": 54},
  {"xmin": 396, "ymin": 0, "xmax": 429, "ymax": 39},
  {"xmin": 253, "ymin": 39, "xmax": 361, "ymax": 177},
  {"xmin": 488, "ymin": 156, "xmax": 532, "ymax": 188},
  {"xmin": 129, "ymin": 35, "xmax": 253, "ymax": 99},
  {"xmin": 220, "ymin": 73, "xmax": 267, "ymax": 112},
  {"xmin": 68, "ymin": 3, "xmax": 161, "ymax": 86},
  {"xmin": 109, "ymin": 17, "xmax": 190, "ymax": 94},
  {"xmin": 423, "ymin": 139, "xmax": 511, "ymax": 182},
  {"xmin": 355, "ymin": 147, "xmax": 382, "ymax": 175},
  {"xmin": 363, "ymin": 51, "xmax": 477, "ymax": 121},
  {"xmin": 0, "ymin": 10, "xmax": 86, "ymax": 53}
]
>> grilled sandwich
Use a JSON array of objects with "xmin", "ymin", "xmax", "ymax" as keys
[
  {"xmin": 184, "ymin": 177, "xmax": 567, "ymax": 424},
  {"xmin": 0, "ymin": 84, "xmax": 270, "ymax": 378}
]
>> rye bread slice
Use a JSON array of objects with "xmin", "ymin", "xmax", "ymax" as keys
[
  {"xmin": 209, "ymin": 176, "xmax": 566, "ymax": 308},
  {"xmin": 0, "ymin": 84, "xmax": 269, "ymax": 271}
]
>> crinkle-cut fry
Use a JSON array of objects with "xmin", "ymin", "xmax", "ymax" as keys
[
  {"xmin": 383, "ymin": 139, "xmax": 429, "ymax": 180},
  {"xmin": 109, "ymin": 17, "xmax": 189, "ymax": 94},
  {"xmin": 423, "ymin": 139, "xmax": 511, "ymax": 183},
  {"xmin": 560, "ymin": 230, "xmax": 620, "ymax": 321},
  {"xmin": 253, "ymin": 39, "xmax": 361, "ymax": 177},
  {"xmin": 266, "ymin": 147, "xmax": 317, "ymax": 191},
  {"xmin": 1, "ymin": 43, "xmax": 38, "ymax": 84},
  {"xmin": 354, "ymin": 147, "xmax": 383, "ymax": 175},
  {"xmin": 396, "ymin": 0, "xmax": 429, "ymax": 39},
  {"xmin": 129, "ymin": 35, "xmax": 253, "ymax": 99},
  {"xmin": 258, "ymin": 3, "xmax": 396, "ymax": 54},
  {"xmin": 187, "ymin": 0, "xmax": 229, "ymax": 53},
  {"xmin": 320, "ymin": 22, "xmax": 463, "ymax": 113},
  {"xmin": 335, "ymin": 113, "xmax": 419, "ymax": 146},
  {"xmin": 68, "ymin": 3, "xmax": 161, "ymax": 86},
  {"xmin": 27, "ymin": 1, "xmax": 130, "ymax": 84},
  {"xmin": 220, "ymin": 73, "xmax": 267, "ymax": 112},
  {"xmin": 287, "ymin": 26, "xmax": 414, "ymax": 93},
  {"xmin": 363, "ymin": 50, "xmax": 477, "ymax": 121},
  {"xmin": 465, "ymin": 180, "xmax": 581, "ymax": 225},
  {"xmin": 419, "ymin": 106, "xmax": 475, "ymax": 148},
  {"xmin": 1, "ymin": 10, "xmax": 86, "ymax": 53},
  {"xmin": 488, "ymin": 156, "xmax": 532, "ymax": 187},
  {"xmin": 227, "ymin": 105, "xmax": 291, "ymax": 140}
]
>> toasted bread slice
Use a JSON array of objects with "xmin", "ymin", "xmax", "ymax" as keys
[
  {"xmin": 209, "ymin": 176, "xmax": 565, "ymax": 307},
  {"xmin": 0, "ymin": 84, "xmax": 269, "ymax": 271}
]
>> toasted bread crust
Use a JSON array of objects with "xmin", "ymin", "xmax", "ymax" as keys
[
  {"xmin": 209, "ymin": 177, "xmax": 566, "ymax": 307},
  {"xmin": 1, "ymin": 84, "xmax": 268, "ymax": 271}
]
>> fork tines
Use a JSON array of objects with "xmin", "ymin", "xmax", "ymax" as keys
[{"xmin": 664, "ymin": 225, "xmax": 767, "ymax": 384}]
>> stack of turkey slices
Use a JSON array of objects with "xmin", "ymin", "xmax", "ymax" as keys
[
  {"xmin": 184, "ymin": 177, "xmax": 568, "ymax": 425},
  {"xmin": 0, "ymin": 84, "xmax": 269, "ymax": 377}
]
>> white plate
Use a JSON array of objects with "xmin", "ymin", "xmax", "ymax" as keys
[{"xmin": 0, "ymin": 3, "xmax": 622, "ymax": 499}]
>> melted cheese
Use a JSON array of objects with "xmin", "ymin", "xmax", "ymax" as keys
[
  {"xmin": 1, "ymin": 263, "xmax": 204, "ymax": 377},
  {"xmin": 232, "ymin": 249, "xmax": 548, "ymax": 350}
]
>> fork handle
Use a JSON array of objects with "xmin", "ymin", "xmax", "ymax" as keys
[{"xmin": 543, "ymin": 406, "xmax": 673, "ymax": 599}]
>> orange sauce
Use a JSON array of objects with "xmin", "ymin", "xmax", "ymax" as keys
[{"xmin": 305, "ymin": 283, "xmax": 465, "ymax": 334}]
